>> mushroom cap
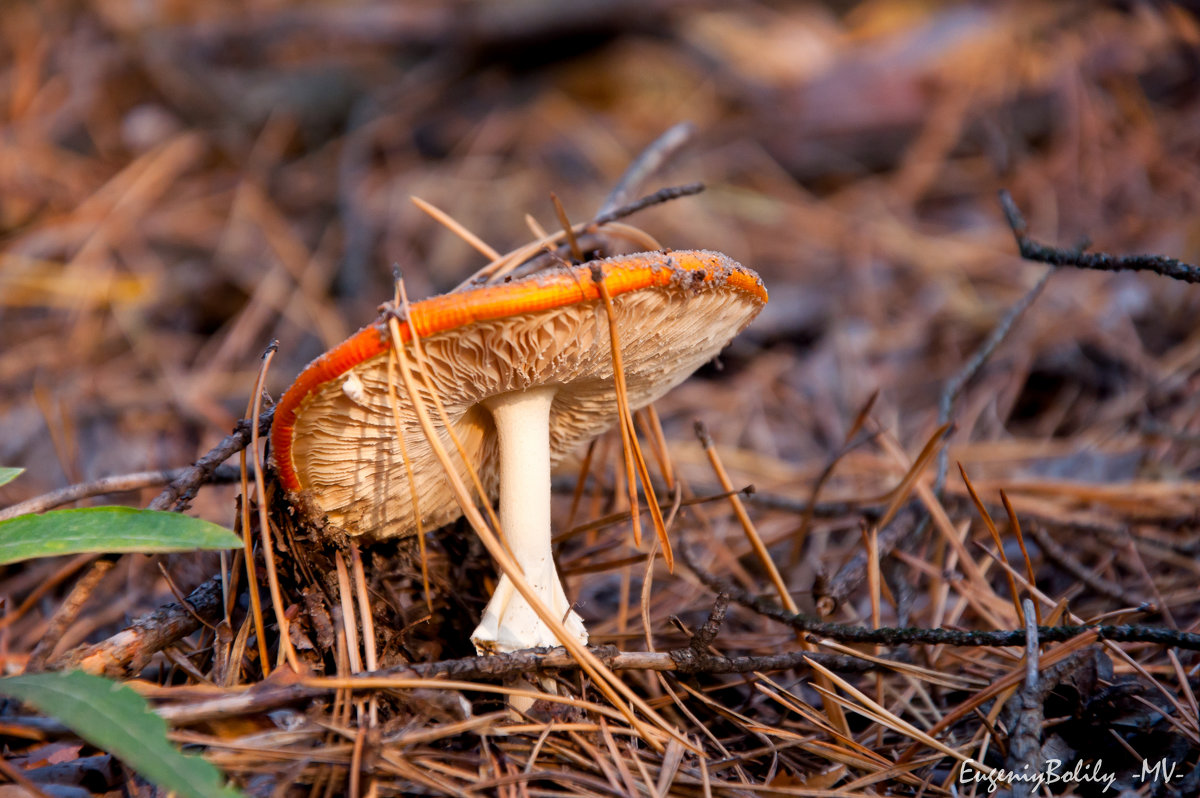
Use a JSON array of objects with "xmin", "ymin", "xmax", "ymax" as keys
[{"xmin": 271, "ymin": 249, "xmax": 767, "ymax": 540}]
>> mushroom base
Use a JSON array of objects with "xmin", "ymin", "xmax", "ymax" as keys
[{"xmin": 471, "ymin": 568, "xmax": 588, "ymax": 655}]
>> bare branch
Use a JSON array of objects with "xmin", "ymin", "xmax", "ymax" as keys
[
  {"xmin": 149, "ymin": 408, "xmax": 275, "ymax": 512},
  {"xmin": 597, "ymin": 122, "xmax": 696, "ymax": 217},
  {"xmin": 1000, "ymin": 189, "xmax": 1200, "ymax": 283},
  {"xmin": 53, "ymin": 577, "xmax": 225, "ymax": 677},
  {"xmin": 678, "ymin": 530, "xmax": 1200, "ymax": 651},
  {"xmin": 0, "ymin": 465, "xmax": 248, "ymax": 521},
  {"xmin": 934, "ymin": 266, "xmax": 1053, "ymax": 494},
  {"xmin": 152, "ymin": 645, "xmax": 874, "ymax": 725}
]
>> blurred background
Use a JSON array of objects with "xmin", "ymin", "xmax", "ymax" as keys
[{"xmin": 3, "ymin": 0, "xmax": 1200, "ymax": 543}]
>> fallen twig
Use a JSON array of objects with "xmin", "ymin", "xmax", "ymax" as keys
[
  {"xmin": 1003, "ymin": 599, "xmax": 1043, "ymax": 797},
  {"xmin": 820, "ymin": 503, "xmax": 921, "ymax": 614},
  {"xmin": 149, "ymin": 408, "xmax": 275, "ymax": 512},
  {"xmin": 688, "ymin": 592, "xmax": 730, "ymax": 652},
  {"xmin": 934, "ymin": 266, "xmax": 1054, "ymax": 494},
  {"xmin": 999, "ymin": 189, "xmax": 1200, "ymax": 283},
  {"xmin": 596, "ymin": 122, "xmax": 696, "ymax": 217},
  {"xmin": 1029, "ymin": 523, "xmax": 1152, "ymax": 610},
  {"xmin": 0, "ymin": 464, "xmax": 248, "ymax": 521},
  {"xmin": 592, "ymin": 183, "xmax": 705, "ymax": 228},
  {"xmin": 54, "ymin": 577, "xmax": 225, "ymax": 677},
  {"xmin": 148, "ymin": 645, "xmax": 874, "ymax": 726},
  {"xmin": 678, "ymin": 532, "xmax": 1200, "ymax": 651}
]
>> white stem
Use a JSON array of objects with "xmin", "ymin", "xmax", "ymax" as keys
[
  {"xmin": 471, "ymin": 385, "xmax": 588, "ymax": 656},
  {"xmin": 491, "ymin": 386, "xmax": 555, "ymax": 585}
]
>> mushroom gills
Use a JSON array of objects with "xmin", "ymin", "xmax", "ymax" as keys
[{"xmin": 471, "ymin": 384, "xmax": 588, "ymax": 654}]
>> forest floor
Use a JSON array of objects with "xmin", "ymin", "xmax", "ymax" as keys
[{"xmin": 2, "ymin": 1, "xmax": 1200, "ymax": 795}]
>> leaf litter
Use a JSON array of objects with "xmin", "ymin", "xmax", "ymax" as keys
[{"xmin": 2, "ymin": 2, "xmax": 1200, "ymax": 796}]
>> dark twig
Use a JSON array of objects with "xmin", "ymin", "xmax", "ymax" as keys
[
  {"xmin": 151, "ymin": 646, "xmax": 875, "ymax": 725},
  {"xmin": 1003, "ymin": 599, "xmax": 1043, "ymax": 798},
  {"xmin": 149, "ymin": 408, "xmax": 275, "ymax": 512},
  {"xmin": 677, "ymin": 532, "xmax": 1200, "ymax": 651},
  {"xmin": 666, "ymin": 480, "xmax": 872, "ymax": 519},
  {"xmin": 397, "ymin": 643, "xmax": 871, "ymax": 680},
  {"xmin": 0, "ymin": 464, "xmax": 250, "ymax": 521},
  {"xmin": 1029, "ymin": 523, "xmax": 1153, "ymax": 610},
  {"xmin": 663, "ymin": 647, "xmax": 869, "ymax": 677},
  {"xmin": 999, "ymin": 189, "xmax": 1200, "ymax": 283},
  {"xmin": 597, "ymin": 122, "xmax": 696, "ymax": 217},
  {"xmin": 592, "ymin": 183, "xmax": 705, "ymax": 229},
  {"xmin": 497, "ymin": 183, "xmax": 707, "ymax": 284},
  {"xmin": 934, "ymin": 267, "xmax": 1053, "ymax": 495},
  {"xmin": 690, "ymin": 592, "xmax": 730, "ymax": 653},
  {"xmin": 819, "ymin": 504, "xmax": 921, "ymax": 613}
]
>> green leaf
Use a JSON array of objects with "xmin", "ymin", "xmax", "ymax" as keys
[
  {"xmin": 0, "ymin": 671, "xmax": 243, "ymax": 798},
  {"xmin": 0, "ymin": 467, "xmax": 23, "ymax": 487},
  {"xmin": 0, "ymin": 507, "xmax": 242, "ymax": 565}
]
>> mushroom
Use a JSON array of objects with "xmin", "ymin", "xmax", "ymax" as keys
[{"xmin": 271, "ymin": 249, "xmax": 767, "ymax": 655}]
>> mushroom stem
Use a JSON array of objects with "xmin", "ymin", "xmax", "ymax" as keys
[{"xmin": 472, "ymin": 385, "xmax": 588, "ymax": 656}]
